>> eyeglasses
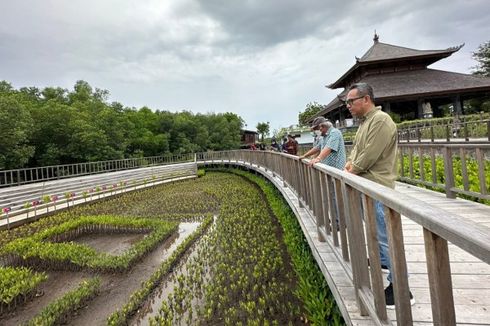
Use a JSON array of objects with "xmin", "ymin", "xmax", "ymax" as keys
[{"xmin": 344, "ymin": 96, "xmax": 365, "ymax": 106}]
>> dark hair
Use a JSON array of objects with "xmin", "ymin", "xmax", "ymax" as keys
[{"xmin": 349, "ymin": 83, "xmax": 375, "ymax": 102}]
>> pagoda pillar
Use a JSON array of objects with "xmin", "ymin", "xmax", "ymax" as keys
[
  {"xmin": 417, "ymin": 99, "xmax": 424, "ymax": 119},
  {"xmin": 383, "ymin": 102, "xmax": 391, "ymax": 113},
  {"xmin": 453, "ymin": 95, "xmax": 463, "ymax": 116}
]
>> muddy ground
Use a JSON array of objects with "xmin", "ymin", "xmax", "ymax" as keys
[{"xmin": 1, "ymin": 222, "xmax": 200, "ymax": 326}]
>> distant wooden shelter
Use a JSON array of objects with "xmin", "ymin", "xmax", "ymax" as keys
[
  {"xmin": 240, "ymin": 129, "xmax": 259, "ymax": 148},
  {"xmin": 312, "ymin": 34, "xmax": 490, "ymax": 125}
]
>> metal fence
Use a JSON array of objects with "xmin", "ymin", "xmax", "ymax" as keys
[
  {"xmin": 196, "ymin": 150, "xmax": 490, "ymax": 326},
  {"xmin": 0, "ymin": 153, "xmax": 195, "ymax": 188}
]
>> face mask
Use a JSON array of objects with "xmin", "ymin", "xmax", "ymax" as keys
[{"xmin": 314, "ymin": 130, "xmax": 322, "ymax": 137}]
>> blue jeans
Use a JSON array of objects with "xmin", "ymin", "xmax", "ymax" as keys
[{"xmin": 374, "ymin": 200, "xmax": 392, "ymax": 283}]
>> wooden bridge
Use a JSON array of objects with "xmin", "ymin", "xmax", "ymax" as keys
[{"xmin": 1, "ymin": 149, "xmax": 489, "ymax": 325}]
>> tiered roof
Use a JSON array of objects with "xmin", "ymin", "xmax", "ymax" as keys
[{"xmin": 316, "ymin": 36, "xmax": 490, "ymax": 118}]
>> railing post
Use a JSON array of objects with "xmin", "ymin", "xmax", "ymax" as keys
[
  {"xmin": 362, "ymin": 195, "xmax": 388, "ymax": 322},
  {"xmin": 442, "ymin": 146, "xmax": 456, "ymax": 199},
  {"xmin": 423, "ymin": 228, "xmax": 456, "ymax": 326},
  {"xmin": 487, "ymin": 120, "xmax": 490, "ymax": 141},
  {"xmin": 314, "ymin": 168, "xmax": 326, "ymax": 242},
  {"xmin": 385, "ymin": 207, "xmax": 413, "ymax": 325},
  {"xmin": 344, "ymin": 184, "xmax": 369, "ymax": 316}
]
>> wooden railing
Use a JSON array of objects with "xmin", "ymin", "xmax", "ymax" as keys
[
  {"xmin": 397, "ymin": 119, "xmax": 490, "ymax": 142},
  {"xmin": 0, "ymin": 153, "xmax": 195, "ymax": 188},
  {"xmin": 197, "ymin": 150, "xmax": 490, "ymax": 326},
  {"xmin": 398, "ymin": 143, "xmax": 490, "ymax": 200}
]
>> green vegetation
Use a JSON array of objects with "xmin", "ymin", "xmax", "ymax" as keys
[
  {"xmin": 399, "ymin": 154, "xmax": 490, "ymax": 204},
  {"xmin": 298, "ymin": 102, "xmax": 325, "ymax": 126},
  {"xmin": 107, "ymin": 214, "xmax": 213, "ymax": 325},
  {"xmin": 0, "ymin": 178, "xmax": 219, "ymax": 248},
  {"xmin": 26, "ymin": 277, "xmax": 100, "ymax": 326},
  {"xmin": 1, "ymin": 216, "xmax": 178, "ymax": 272},
  {"xmin": 1, "ymin": 172, "xmax": 342, "ymax": 325},
  {"xmin": 397, "ymin": 112, "xmax": 490, "ymax": 139},
  {"xmin": 149, "ymin": 172, "xmax": 305, "ymax": 325},
  {"xmin": 197, "ymin": 168, "xmax": 206, "ymax": 178},
  {"xmin": 0, "ymin": 80, "xmax": 243, "ymax": 169},
  {"xmin": 256, "ymin": 122, "xmax": 270, "ymax": 141},
  {"xmin": 229, "ymin": 169, "xmax": 344, "ymax": 325},
  {"xmin": 472, "ymin": 40, "xmax": 490, "ymax": 77},
  {"xmin": 0, "ymin": 267, "xmax": 47, "ymax": 312},
  {"xmin": 148, "ymin": 170, "xmax": 343, "ymax": 325}
]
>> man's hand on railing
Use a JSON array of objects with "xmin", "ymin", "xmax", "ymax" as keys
[
  {"xmin": 307, "ymin": 157, "xmax": 320, "ymax": 167},
  {"xmin": 344, "ymin": 161, "xmax": 354, "ymax": 174}
]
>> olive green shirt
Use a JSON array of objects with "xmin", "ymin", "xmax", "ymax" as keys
[{"xmin": 349, "ymin": 106, "xmax": 398, "ymax": 188}]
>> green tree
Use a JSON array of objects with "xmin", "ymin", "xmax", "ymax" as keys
[
  {"xmin": 0, "ymin": 97, "xmax": 35, "ymax": 169},
  {"xmin": 256, "ymin": 122, "xmax": 270, "ymax": 141},
  {"xmin": 298, "ymin": 102, "xmax": 325, "ymax": 126},
  {"xmin": 472, "ymin": 41, "xmax": 490, "ymax": 77},
  {"xmin": 0, "ymin": 79, "xmax": 246, "ymax": 167}
]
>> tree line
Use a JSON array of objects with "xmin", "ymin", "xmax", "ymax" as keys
[{"xmin": 0, "ymin": 80, "xmax": 244, "ymax": 170}]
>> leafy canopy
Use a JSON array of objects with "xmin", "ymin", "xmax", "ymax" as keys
[
  {"xmin": 298, "ymin": 102, "xmax": 325, "ymax": 126},
  {"xmin": 0, "ymin": 80, "xmax": 244, "ymax": 169},
  {"xmin": 472, "ymin": 40, "xmax": 490, "ymax": 77}
]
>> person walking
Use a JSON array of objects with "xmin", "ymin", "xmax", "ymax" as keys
[{"xmin": 344, "ymin": 82, "xmax": 414, "ymax": 309}]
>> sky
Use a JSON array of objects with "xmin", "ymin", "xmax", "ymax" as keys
[{"xmin": 1, "ymin": 0, "xmax": 489, "ymax": 133}]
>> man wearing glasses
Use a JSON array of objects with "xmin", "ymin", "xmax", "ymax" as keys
[{"xmin": 344, "ymin": 82, "xmax": 414, "ymax": 309}]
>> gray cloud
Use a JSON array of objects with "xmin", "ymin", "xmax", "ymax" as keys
[{"xmin": 0, "ymin": 0, "xmax": 489, "ymax": 132}]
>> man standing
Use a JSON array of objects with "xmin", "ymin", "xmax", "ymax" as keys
[
  {"xmin": 299, "ymin": 116, "xmax": 346, "ymax": 170},
  {"xmin": 344, "ymin": 82, "xmax": 414, "ymax": 308}
]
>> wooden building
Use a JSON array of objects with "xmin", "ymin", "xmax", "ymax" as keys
[
  {"xmin": 240, "ymin": 129, "xmax": 259, "ymax": 148},
  {"xmin": 312, "ymin": 34, "xmax": 490, "ymax": 125}
]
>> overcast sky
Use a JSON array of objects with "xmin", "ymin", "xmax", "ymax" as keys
[{"xmin": 1, "ymin": 0, "xmax": 489, "ymax": 133}]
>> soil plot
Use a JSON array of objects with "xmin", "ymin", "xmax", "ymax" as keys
[{"xmin": 74, "ymin": 232, "xmax": 148, "ymax": 256}]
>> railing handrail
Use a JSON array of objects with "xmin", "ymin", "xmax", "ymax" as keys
[
  {"xmin": 198, "ymin": 150, "xmax": 490, "ymax": 261},
  {"xmin": 315, "ymin": 162, "xmax": 490, "ymax": 263}
]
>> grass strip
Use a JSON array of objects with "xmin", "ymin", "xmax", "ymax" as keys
[
  {"xmin": 26, "ymin": 277, "xmax": 100, "ymax": 326},
  {"xmin": 1, "ymin": 215, "xmax": 178, "ymax": 272}
]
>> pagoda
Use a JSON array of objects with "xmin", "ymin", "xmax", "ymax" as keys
[{"xmin": 313, "ymin": 33, "xmax": 490, "ymax": 125}]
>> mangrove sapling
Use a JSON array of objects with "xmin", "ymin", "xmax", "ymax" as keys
[
  {"xmin": 26, "ymin": 277, "xmax": 100, "ymax": 326},
  {"xmin": 24, "ymin": 202, "xmax": 32, "ymax": 218},
  {"xmin": 0, "ymin": 266, "xmax": 47, "ymax": 313},
  {"xmin": 42, "ymin": 195, "xmax": 51, "ymax": 213}
]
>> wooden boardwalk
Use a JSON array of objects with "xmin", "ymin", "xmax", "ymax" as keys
[{"xmin": 227, "ymin": 162, "xmax": 490, "ymax": 326}]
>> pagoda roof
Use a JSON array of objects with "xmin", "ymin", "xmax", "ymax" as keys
[
  {"xmin": 359, "ymin": 42, "xmax": 463, "ymax": 63},
  {"xmin": 329, "ymin": 40, "xmax": 464, "ymax": 89},
  {"xmin": 314, "ymin": 69, "xmax": 490, "ymax": 119}
]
